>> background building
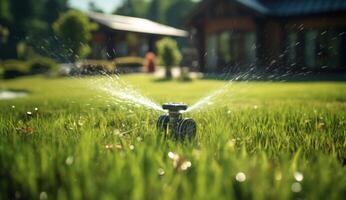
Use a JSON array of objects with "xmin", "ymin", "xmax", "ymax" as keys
[
  {"xmin": 87, "ymin": 12, "xmax": 188, "ymax": 59},
  {"xmin": 186, "ymin": 0, "xmax": 346, "ymax": 73}
]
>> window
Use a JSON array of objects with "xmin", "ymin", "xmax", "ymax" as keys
[
  {"xmin": 206, "ymin": 31, "xmax": 257, "ymax": 72},
  {"xmin": 305, "ymin": 30, "xmax": 318, "ymax": 68},
  {"xmin": 287, "ymin": 30, "xmax": 343, "ymax": 69},
  {"xmin": 315, "ymin": 30, "xmax": 341, "ymax": 69},
  {"xmin": 206, "ymin": 34, "xmax": 218, "ymax": 71},
  {"xmin": 287, "ymin": 32, "xmax": 298, "ymax": 66}
]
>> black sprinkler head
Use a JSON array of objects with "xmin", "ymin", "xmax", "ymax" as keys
[
  {"xmin": 162, "ymin": 103, "xmax": 187, "ymax": 113},
  {"xmin": 157, "ymin": 103, "xmax": 196, "ymax": 140}
]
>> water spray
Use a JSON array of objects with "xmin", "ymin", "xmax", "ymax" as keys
[{"xmin": 157, "ymin": 103, "xmax": 196, "ymax": 140}]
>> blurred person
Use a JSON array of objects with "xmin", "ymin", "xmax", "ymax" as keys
[{"xmin": 145, "ymin": 52, "xmax": 156, "ymax": 73}]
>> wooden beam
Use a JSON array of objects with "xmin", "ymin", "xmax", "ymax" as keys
[
  {"xmin": 286, "ymin": 16, "xmax": 346, "ymax": 30},
  {"xmin": 205, "ymin": 17, "xmax": 256, "ymax": 35}
]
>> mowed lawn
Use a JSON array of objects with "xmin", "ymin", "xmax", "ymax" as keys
[{"xmin": 0, "ymin": 75, "xmax": 345, "ymax": 199}]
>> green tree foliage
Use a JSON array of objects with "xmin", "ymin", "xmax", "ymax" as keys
[
  {"xmin": 166, "ymin": 0, "xmax": 195, "ymax": 27},
  {"xmin": 114, "ymin": 0, "xmax": 196, "ymax": 27},
  {"xmin": 148, "ymin": 0, "xmax": 197, "ymax": 26},
  {"xmin": 114, "ymin": 0, "xmax": 148, "ymax": 18},
  {"xmin": 53, "ymin": 10, "xmax": 97, "ymax": 61},
  {"xmin": 0, "ymin": 0, "xmax": 10, "ymax": 43},
  {"xmin": 88, "ymin": 2, "xmax": 104, "ymax": 13},
  {"xmin": 147, "ymin": 0, "xmax": 160, "ymax": 22},
  {"xmin": 0, "ymin": 0, "xmax": 11, "ymax": 24},
  {"xmin": 0, "ymin": 0, "xmax": 68, "ymax": 59},
  {"xmin": 43, "ymin": 0, "xmax": 68, "ymax": 24},
  {"xmin": 156, "ymin": 37, "xmax": 182, "ymax": 78},
  {"xmin": 9, "ymin": 0, "xmax": 37, "ymax": 40}
]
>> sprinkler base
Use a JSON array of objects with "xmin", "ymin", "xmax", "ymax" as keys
[{"xmin": 157, "ymin": 103, "xmax": 196, "ymax": 140}]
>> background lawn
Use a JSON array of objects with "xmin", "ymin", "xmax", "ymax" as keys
[{"xmin": 0, "ymin": 75, "xmax": 345, "ymax": 199}]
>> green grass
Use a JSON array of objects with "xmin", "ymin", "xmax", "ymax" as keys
[{"xmin": 0, "ymin": 75, "xmax": 345, "ymax": 199}]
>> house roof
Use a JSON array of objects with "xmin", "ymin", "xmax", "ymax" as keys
[
  {"xmin": 87, "ymin": 12, "xmax": 188, "ymax": 37},
  {"xmin": 235, "ymin": 0, "xmax": 269, "ymax": 14},
  {"xmin": 237, "ymin": 0, "xmax": 346, "ymax": 17},
  {"xmin": 187, "ymin": 0, "xmax": 346, "ymax": 21},
  {"xmin": 263, "ymin": 0, "xmax": 346, "ymax": 17}
]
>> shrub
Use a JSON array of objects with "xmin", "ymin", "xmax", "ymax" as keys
[
  {"xmin": 115, "ymin": 57, "xmax": 144, "ymax": 68},
  {"xmin": 179, "ymin": 67, "xmax": 192, "ymax": 82},
  {"xmin": 72, "ymin": 57, "xmax": 145, "ymax": 75},
  {"xmin": 28, "ymin": 57, "xmax": 58, "ymax": 75},
  {"xmin": 53, "ymin": 10, "xmax": 98, "ymax": 61},
  {"xmin": 156, "ymin": 37, "xmax": 182, "ymax": 78},
  {"xmin": 114, "ymin": 57, "xmax": 145, "ymax": 73},
  {"xmin": 1, "ymin": 60, "xmax": 29, "ymax": 79},
  {"xmin": 76, "ymin": 60, "xmax": 116, "ymax": 75}
]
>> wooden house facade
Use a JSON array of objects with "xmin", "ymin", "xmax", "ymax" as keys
[{"xmin": 186, "ymin": 0, "xmax": 346, "ymax": 73}]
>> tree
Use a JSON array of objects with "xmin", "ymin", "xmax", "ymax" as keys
[
  {"xmin": 0, "ymin": 0, "xmax": 68, "ymax": 59},
  {"xmin": 53, "ymin": 10, "xmax": 97, "ymax": 61},
  {"xmin": 114, "ymin": 0, "xmax": 148, "ymax": 18},
  {"xmin": 156, "ymin": 37, "xmax": 182, "ymax": 79},
  {"xmin": 88, "ymin": 2, "xmax": 104, "ymax": 13},
  {"xmin": 0, "ymin": 0, "xmax": 10, "ymax": 54},
  {"xmin": 9, "ymin": 0, "xmax": 37, "ymax": 40},
  {"xmin": 147, "ymin": 0, "xmax": 160, "ymax": 22},
  {"xmin": 165, "ymin": 0, "xmax": 195, "ymax": 27},
  {"xmin": 0, "ymin": 0, "xmax": 11, "ymax": 25},
  {"xmin": 43, "ymin": 0, "xmax": 68, "ymax": 24}
]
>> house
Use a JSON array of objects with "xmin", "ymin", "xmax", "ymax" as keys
[
  {"xmin": 86, "ymin": 12, "xmax": 188, "ymax": 59},
  {"xmin": 186, "ymin": 0, "xmax": 346, "ymax": 73}
]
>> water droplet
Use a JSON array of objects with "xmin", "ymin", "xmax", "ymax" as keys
[
  {"xmin": 168, "ymin": 152, "xmax": 179, "ymax": 160},
  {"xmin": 158, "ymin": 168, "xmax": 165, "ymax": 176},
  {"xmin": 275, "ymin": 171, "xmax": 282, "ymax": 181},
  {"xmin": 291, "ymin": 182, "xmax": 302, "ymax": 192},
  {"xmin": 226, "ymin": 139, "xmax": 236, "ymax": 150},
  {"xmin": 235, "ymin": 172, "xmax": 246, "ymax": 182},
  {"xmin": 39, "ymin": 191, "xmax": 48, "ymax": 200},
  {"xmin": 105, "ymin": 144, "xmax": 113, "ymax": 150},
  {"xmin": 15, "ymin": 191, "xmax": 21, "ymax": 199},
  {"xmin": 77, "ymin": 116, "xmax": 85, "ymax": 126},
  {"xmin": 270, "ymin": 60, "xmax": 277, "ymax": 65},
  {"xmin": 317, "ymin": 122, "xmax": 325, "ymax": 129},
  {"xmin": 294, "ymin": 171, "xmax": 304, "ymax": 182},
  {"xmin": 65, "ymin": 156, "xmax": 74, "ymax": 165},
  {"xmin": 180, "ymin": 161, "xmax": 192, "ymax": 171}
]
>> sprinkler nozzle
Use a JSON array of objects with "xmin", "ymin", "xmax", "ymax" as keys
[
  {"xmin": 162, "ymin": 103, "xmax": 187, "ymax": 113},
  {"xmin": 157, "ymin": 103, "xmax": 196, "ymax": 140}
]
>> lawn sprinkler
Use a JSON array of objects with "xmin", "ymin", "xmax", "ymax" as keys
[{"xmin": 157, "ymin": 103, "xmax": 196, "ymax": 140}]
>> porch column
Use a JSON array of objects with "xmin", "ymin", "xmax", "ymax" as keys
[
  {"xmin": 340, "ymin": 29, "xmax": 346, "ymax": 69},
  {"xmin": 148, "ymin": 35, "xmax": 157, "ymax": 53}
]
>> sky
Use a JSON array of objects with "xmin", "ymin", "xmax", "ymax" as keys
[
  {"xmin": 68, "ymin": 0, "xmax": 123, "ymax": 13},
  {"xmin": 69, "ymin": 0, "xmax": 201, "ymax": 14}
]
